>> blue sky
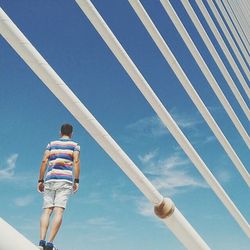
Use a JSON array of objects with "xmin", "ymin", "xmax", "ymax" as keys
[{"xmin": 0, "ymin": 0, "xmax": 249, "ymax": 249}]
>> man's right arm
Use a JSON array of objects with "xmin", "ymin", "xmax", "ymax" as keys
[{"xmin": 37, "ymin": 150, "xmax": 50, "ymax": 193}]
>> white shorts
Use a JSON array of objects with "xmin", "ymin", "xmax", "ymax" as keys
[{"xmin": 43, "ymin": 181, "xmax": 73, "ymax": 209}]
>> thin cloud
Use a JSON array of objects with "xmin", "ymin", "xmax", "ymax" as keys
[
  {"xmin": 170, "ymin": 108, "xmax": 203, "ymax": 129},
  {"xmin": 140, "ymin": 151, "xmax": 208, "ymax": 196},
  {"xmin": 138, "ymin": 149, "xmax": 158, "ymax": 163},
  {"xmin": 0, "ymin": 154, "xmax": 18, "ymax": 179},
  {"xmin": 14, "ymin": 195, "xmax": 34, "ymax": 207},
  {"xmin": 216, "ymin": 169, "xmax": 231, "ymax": 183},
  {"xmin": 126, "ymin": 116, "xmax": 168, "ymax": 138},
  {"xmin": 86, "ymin": 217, "xmax": 116, "ymax": 229},
  {"xmin": 125, "ymin": 110, "xmax": 203, "ymax": 139},
  {"xmin": 203, "ymin": 135, "xmax": 216, "ymax": 144}
]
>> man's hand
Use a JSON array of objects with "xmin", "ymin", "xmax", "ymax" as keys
[
  {"xmin": 37, "ymin": 182, "xmax": 44, "ymax": 193},
  {"xmin": 73, "ymin": 183, "xmax": 79, "ymax": 193}
]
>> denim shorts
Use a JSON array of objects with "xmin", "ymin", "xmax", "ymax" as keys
[{"xmin": 43, "ymin": 181, "xmax": 73, "ymax": 209}]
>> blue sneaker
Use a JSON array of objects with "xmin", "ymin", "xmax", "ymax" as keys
[
  {"xmin": 38, "ymin": 240, "xmax": 46, "ymax": 250},
  {"xmin": 45, "ymin": 242, "xmax": 58, "ymax": 250}
]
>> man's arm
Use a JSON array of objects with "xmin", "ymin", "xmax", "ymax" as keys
[
  {"xmin": 73, "ymin": 151, "xmax": 80, "ymax": 193},
  {"xmin": 37, "ymin": 150, "xmax": 50, "ymax": 193}
]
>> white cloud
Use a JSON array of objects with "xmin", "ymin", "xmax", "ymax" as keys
[
  {"xmin": 203, "ymin": 135, "xmax": 216, "ymax": 144},
  {"xmin": 216, "ymin": 169, "xmax": 231, "ymax": 183},
  {"xmin": 126, "ymin": 116, "xmax": 168, "ymax": 138},
  {"xmin": 86, "ymin": 217, "xmax": 116, "ymax": 229},
  {"xmin": 138, "ymin": 149, "xmax": 158, "ymax": 163},
  {"xmin": 135, "ymin": 150, "xmax": 208, "ymax": 218},
  {"xmin": 137, "ymin": 198, "xmax": 155, "ymax": 218},
  {"xmin": 14, "ymin": 195, "xmax": 34, "ymax": 207},
  {"xmin": 170, "ymin": 108, "xmax": 203, "ymax": 129},
  {"xmin": 141, "ymin": 151, "xmax": 207, "ymax": 196},
  {"xmin": 125, "ymin": 110, "xmax": 203, "ymax": 140},
  {"xmin": 0, "ymin": 154, "xmax": 18, "ymax": 179}
]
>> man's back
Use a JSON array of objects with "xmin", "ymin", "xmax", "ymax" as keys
[{"xmin": 45, "ymin": 137, "xmax": 80, "ymax": 183}]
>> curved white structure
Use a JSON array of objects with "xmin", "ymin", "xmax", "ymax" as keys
[
  {"xmin": 180, "ymin": 0, "xmax": 250, "ymax": 121},
  {"xmin": 0, "ymin": 7, "xmax": 210, "ymax": 250},
  {"xmin": 195, "ymin": 0, "xmax": 250, "ymax": 99},
  {"xmin": 0, "ymin": 218, "xmax": 38, "ymax": 250},
  {"xmin": 74, "ymin": 0, "xmax": 250, "ymax": 237}
]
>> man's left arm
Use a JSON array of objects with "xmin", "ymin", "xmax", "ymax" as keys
[{"xmin": 73, "ymin": 150, "xmax": 80, "ymax": 193}]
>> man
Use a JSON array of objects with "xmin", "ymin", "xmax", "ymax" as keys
[{"xmin": 37, "ymin": 124, "xmax": 80, "ymax": 250}]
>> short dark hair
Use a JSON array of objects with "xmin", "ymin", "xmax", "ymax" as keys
[{"xmin": 61, "ymin": 124, "xmax": 73, "ymax": 136}]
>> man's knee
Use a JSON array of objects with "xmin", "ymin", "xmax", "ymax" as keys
[
  {"xmin": 54, "ymin": 207, "xmax": 65, "ymax": 215},
  {"xmin": 42, "ymin": 207, "xmax": 53, "ymax": 217}
]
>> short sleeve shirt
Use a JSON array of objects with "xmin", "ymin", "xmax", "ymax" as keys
[{"xmin": 45, "ymin": 138, "xmax": 80, "ymax": 183}]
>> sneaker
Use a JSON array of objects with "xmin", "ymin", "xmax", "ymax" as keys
[
  {"xmin": 45, "ymin": 242, "xmax": 58, "ymax": 250},
  {"xmin": 38, "ymin": 240, "xmax": 46, "ymax": 250}
]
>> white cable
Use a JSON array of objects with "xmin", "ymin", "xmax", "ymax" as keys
[
  {"xmin": 130, "ymin": 0, "xmax": 250, "ymax": 184},
  {"xmin": 215, "ymin": 0, "xmax": 250, "ymax": 64},
  {"xmin": 157, "ymin": 0, "xmax": 250, "ymax": 180},
  {"xmin": 180, "ymin": 0, "xmax": 250, "ymax": 121},
  {"xmin": 228, "ymin": 0, "xmax": 250, "ymax": 45},
  {"xmin": 195, "ymin": 0, "xmax": 250, "ymax": 99},
  {"xmin": 74, "ymin": 0, "xmax": 250, "ymax": 237},
  {"xmin": 205, "ymin": 0, "xmax": 250, "ymax": 82},
  {"xmin": 238, "ymin": 0, "xmax": 250, "ymax": 27},
  {"xmin": 0, "ymin": 7, "xmax": 210, "ymax": 249},
  {"xmin": 230, "ymin": 0, "xmax": 250, "ymax": 42},
  {"xmin": 240, "ymin": 0, "xmax": 250, "ymax": 23},
  {"xmin": 222, "ymin": 0, "xmax": 250, "ymax": 51}
]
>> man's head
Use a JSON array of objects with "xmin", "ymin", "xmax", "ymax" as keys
[{"xmin": 61, "ymin": 124, "xmax": 73, "ymax": 137}]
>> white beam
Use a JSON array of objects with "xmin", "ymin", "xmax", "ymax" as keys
[
  {"xmin": 229, "ymin": 0, "xmax": 250, "ymax": 42},
  {"xmin": 238, "ymin": 0, "xmax": 250, "ymax": 27},
  {"xmin": 74, "ymin": 0, "xmax": 250, "ymax": 237},
  {"xmin": 0, "ymin": 218, "xmax": 38, "ymax": 250},
  {"xmin": 195, "ymin": 0, "xmax": 250, "ymax": 99},
  {"xmin": 158, "ymin": 0, "xmax": 250, "ymax": 180},
  {"xmin": 0, "ymin": 7, "xmax": 210, "ymax": 250},
  {"xmin": 205, "ymin": 0, "xmax": 250, "ymax": 81},
  {"xmin": 215, "ymin": 0, "xmax": 250, "ymax": 64},
  {"xmin": 180, "ymin": 0, "xmax": 250, "ymax": 121},
  {"xmin": 240, "ymin": 0, "xmax": 250, "ymax": 24},
  {"xmin": 222, "ymin": 0, "xmax": 250, "ymax": 52}
]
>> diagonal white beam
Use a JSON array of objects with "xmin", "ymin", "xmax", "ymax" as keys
[
  {"xmin": 180, "ymin": 0, "xmax": 250, "ymax": 121},
  {"xmin": 162, "ymin": 0, "xmax": 250, "ymax": 175},
  {"xmin": 0, "ymin": 7, "xmax": 210, "ymax": 250},
  {"xmin": 215, "ymin": 0, "xmax": 250, "ymax": 64},
  {"xmin": 240, "ymin": 0, "xmax": 250, "ymax": 25},
  {"xmin": 0, "ymin": 218, "xmax": 39, "ymax": 250},
  {"xmin": 205, "ymin": 0, "xmax": 250, "ymax": 82},
  {"xmin": 195, "ymin": 0, "xmax": 250, "ymax": 99},
  {"xmin": 238, "ymin": 0, "xmax": 250, "ymax": 27},
  {"xmin": 160, "ymin": 0, "xmax": 250, "ymax": 145},
  {"xmin": 74, "ymin": 0, "xmax": 250, "ymax": 237},
  {"xmin": 229, "ymin": 0, "xmax": 250, "ymax": 42},
  {"xmin": 222, "ymin": 0, "xmax": 250, "ymax": 52},
  {"xmin": 129, "ymin": 0, "xmax": 250, "ymax": 185}
]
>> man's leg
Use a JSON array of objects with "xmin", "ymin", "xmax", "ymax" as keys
[
  {"xmin": 47, "ymin": 207, "xmax": 64, "ymax": 243},
  {"xmin": 40, "ymin": 207, "xmax": 53, "ymax": 241}
]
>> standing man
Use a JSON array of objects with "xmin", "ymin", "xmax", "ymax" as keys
[{"xmin": 37, "ymin": 124, "xmax": 80, "ymax": 250}]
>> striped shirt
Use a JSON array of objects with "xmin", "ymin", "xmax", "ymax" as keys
[{"xmin": 45, "ymin": 138, "xmax": 80, "ymax": 183}]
